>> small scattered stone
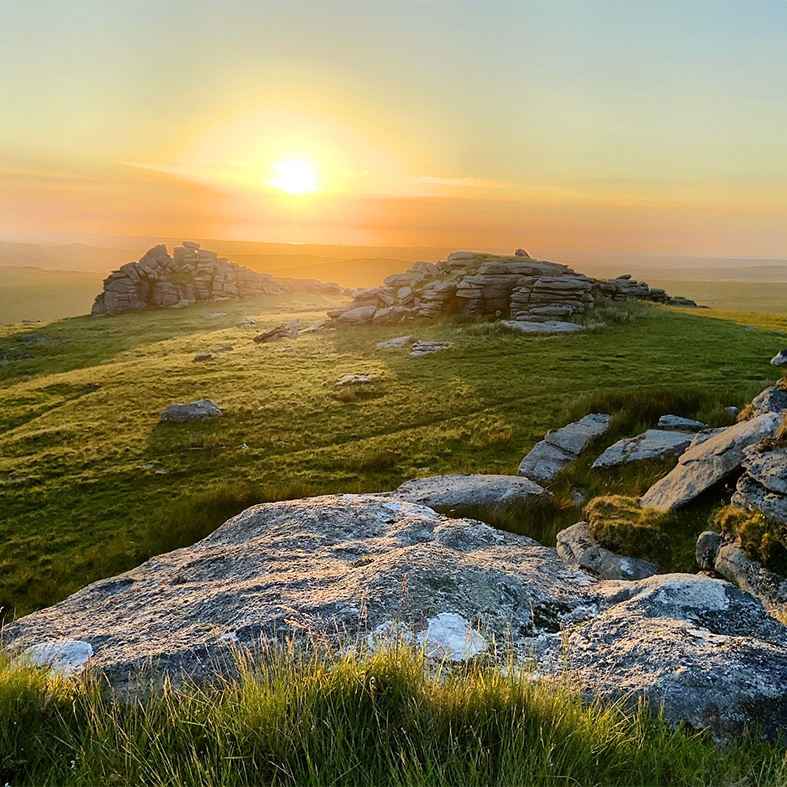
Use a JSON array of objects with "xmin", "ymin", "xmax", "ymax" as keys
[
  {"xmin": 658, "ymin": 415, "xmax": 707, "ymax": 431},
  {"xmin": 253, "ymin": 323, "xmax": 300, "ymax": 343},
  {"xmin": 771, "ymin": 349, "xmax": 787, "ymax": 367},
  {"xmin": 159, "ymin": 400, "xmax": 223, "ymax": 423},
  {"xmin": 410, "ymin": 340, "xmax": 450, "ymax": 356},
  {"xmin": 194, "ymin": 352, "xmax": 213, "ymax": 362},
  {"xmin": 336, "ymin": 374, "xmax": 374, "ymax": 386},
  {"xmin": 376, "ymin": 335, "xmax": 414, "ymax": 349}
]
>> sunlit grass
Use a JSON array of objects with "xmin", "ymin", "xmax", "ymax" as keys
[
  {"xmin": 1, "ymin": 646, "xmax": 785, "ymax": 786},
  {"xmin": 1, "ymin": 296, "xmax": 785, "ymax": 616}
]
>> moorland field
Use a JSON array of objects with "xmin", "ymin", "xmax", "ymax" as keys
[{"xmin": 3, "ymin": 255, "xmax": 787, "ymax": 784}]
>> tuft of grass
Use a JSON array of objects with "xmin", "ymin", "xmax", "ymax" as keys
[
  {"xmin": 0, "ymin": 646, "xmax": 786, "ymax": 786},
  {"xmin": 714, "ymin": 505, "xmax": 787, "ymax": 575},
  {"xmin": 585, "ymin": 495, "xmax": 671, "ymax": 561}
]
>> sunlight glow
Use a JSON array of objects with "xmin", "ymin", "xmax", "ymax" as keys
[{"xmin": 268, "ymin": 160, "xmax": 318, "ymax": 195}]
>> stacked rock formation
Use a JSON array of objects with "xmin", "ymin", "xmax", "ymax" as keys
[
  {"xmin": 91, "ymin": 242, "xmax": 346, "ymax": 316},
  {"xmin": 328, "ymin": 250, "xmax": 696, "ymax": 325}
]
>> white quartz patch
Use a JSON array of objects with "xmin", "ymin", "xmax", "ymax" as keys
[
  {"xmin": 417, "ymin": 612, "xmax": 486, "ymax": 661},
  {"xmin": 19, "ymin": 638, "xmax": 93, "ymax": 677}
]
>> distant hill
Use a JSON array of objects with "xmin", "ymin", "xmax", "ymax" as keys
[{"xmin": 0, "ymin": 267, "xmax": 103, "ymax": 323}]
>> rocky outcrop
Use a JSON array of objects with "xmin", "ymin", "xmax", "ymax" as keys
[
  {"xmin": 391, "ymin": 473, "xmax": 550, "ymax": 515},
  {"xmin": 696, "ymin": 532, "xmax": 787, "ymax": 614},
  {"xmin": 556, "ymin": 521, "xmax": 658, "ymax": 580},
  {"xmin": 732, "ymin": 443, "xmax": 787, "ymax": 526},
  {"xmin": 6, "ymin": 494, "xmax": 787, "ymax": 741},
  {"xmin": 591, "ymin": 429, "xmax": 694, "ymax": 469},
  {"xmin": 532, "ymin": 572, "xmax": 787, "ymax": 742},
  {"xmin": 518, "ymin": 413, "xmax": 611, "ymax": 484},
  {"xmin": 159, "ymin": 399, "xmax": 223, "ymax": 423},
  {"xmin": 92, "ymin": 242, "xmax": 347, "ymax": 316},
  {"xmin": 750, "ymin": 383, "xmax": 787, "ymax": 417},
  {"xmin": 327, "ymin": 251, "xmax": 697, "ymax": 326},
  {"xmin": 639, "ymin": 413, "xmax": 782, "ymax": 511}
]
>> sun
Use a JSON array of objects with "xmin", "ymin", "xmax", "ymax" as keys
[{"xmin": 267, "ymin": 159, "xmax": 318, "ymax": 195}]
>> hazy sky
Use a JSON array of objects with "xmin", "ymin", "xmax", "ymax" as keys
[{"xmin": 2, "ymin": 0, "xmax": 786, "ymax": 253}]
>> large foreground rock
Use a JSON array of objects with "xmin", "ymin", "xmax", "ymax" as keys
[
  {"xmin": 639, "ymin": 413, "xmax": 782, "ymax": 511},
  {"xmin": 518, "ymin": 413, "xmax": 611, "ymax": 483},
  {"xmin": 6, "ymin": 495, "xmax": 787, "ymax": 740},
  {"xmin": 391, "ymin": 473, "xmax": 549, "ymax": 515},
  {"xmin": 532, "ymin": 573, "xmax": 787, "ymax": 741}
]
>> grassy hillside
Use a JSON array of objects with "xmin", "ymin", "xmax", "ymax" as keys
[
  {"xmin": 3, "ymin": 298, "xmax": 787, "ymax": 784},
  {"xmin": 1, "ymin": 296, "xmax": 786, "ymax": 618}
]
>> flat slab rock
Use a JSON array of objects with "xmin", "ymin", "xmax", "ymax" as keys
[
  {"xmin": 159, "ymin": 399, "xmax": 223, "ymax": 423},
  {"xmin": 500, "ymin": 320, "xmax": 582, "ymax": 334},
  {"xmin": 640, "ymin": 413, "xmax": 782, "ymax": 511},
  {"xmin": 391, "ymin": 473, "xmax": 549, "ymax": 513},
  {"xmin": 591, "ymin": 429, "xmax": 693, "ymax": 468},
  {"xmin": 376, "ymin": 335, "xmax": 413, "ymax": 349},
  {"xmin": 518, "ymin": 413, "xmax": 611, "ymax": 483},
  {"xmin": 6, "ymin": 494, "xmax": 787, "ymax": 740},
  {"xmin": 657, "ymin": 414, "xmax": 707, "ymax": 431}
]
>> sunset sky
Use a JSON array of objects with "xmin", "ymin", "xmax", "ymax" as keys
[{"xmin": 1, "ymin": 1, "xmax": 786, "ymax": 254}]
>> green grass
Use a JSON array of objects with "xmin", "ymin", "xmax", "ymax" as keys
[
  {"xmin": 4, "ymin": 295, "xmax": 787, "ymax": 782},
  {"xmin": 1, "ymin": 297, "xmax": 785, "ymax": 617},
  {"xmin": 1, "ymin": 646, "xmax": 786, "ymax": 786}
]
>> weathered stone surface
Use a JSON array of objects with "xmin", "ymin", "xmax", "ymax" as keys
[
  {"xmin": 500, "ymin": 320, "xmax": 582, "ymax": 334},
  {"xmin": 532, "ymin": 573, "xmax": 787, "ymax": 741},
  {"xmin": 518, "ymin": 414, "xmax": 611, "ymax": 483},
  {"xmin": 657, "ymin": 415, "xmax": 707, "ymax": 431},
  {"xmin": 640, "ymin": 413, "xmax": 782, "ymax": 511},
  {"xmin": 193, "ymin": 352, "xmax": 213, "ymax": 362},
  {"xmin": 750, "ymin": 384, "xmax": 787, "ymax": 416},
  {"xmin": 732, "ymin": 446, "xmax": 787, "ymax": 526},
  {"xmin": 159, "ymin": 400, "xmax": 223, "ymax": 423},
  {"xmin": 2, "ymin": 495, "xmax": 597, "ymax": 693},
  {"xmin": 334, "ymin": 305, "xmax": 377, "ymax": 325},
  {"xmin": 391, "ymin": 474, "xmax": 549, "ymax": 515},
  {"xmin": 556, "ymin": 522, "xmax": 658, "ymax": 580},
  {"xmin": 713, "ymin": 539, "xmax": 787, "ymax": 611},
  {"xmin": 7, "ymin": 495, "xmax": 787, "ymax": 740},
  {"xmin": 695, "ymin": 530, "xmax": 723, "ymax": 572},
  {"xmin": 591, "ymin": 429, "xmax": 693, "ymax": 468}
]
